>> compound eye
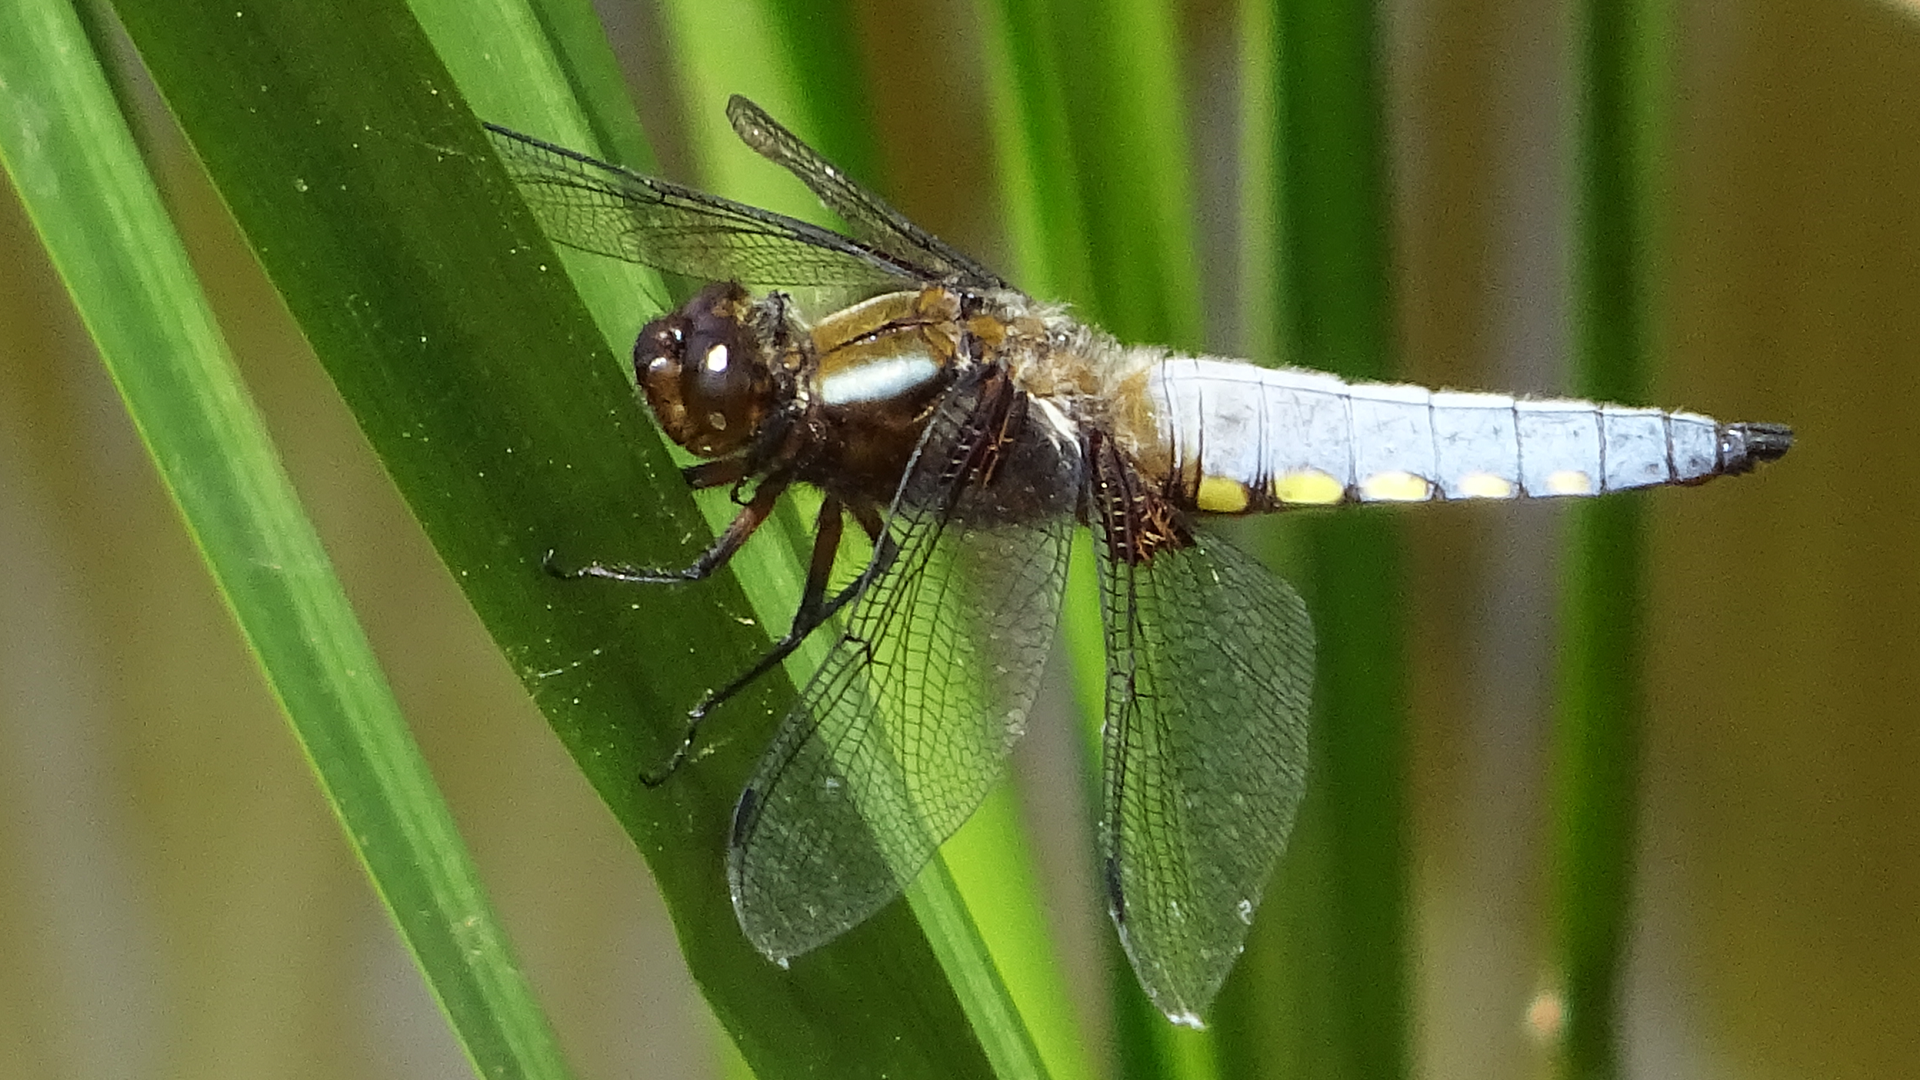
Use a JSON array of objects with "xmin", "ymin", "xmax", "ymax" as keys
[
  {"xmin": 635, "ymin": 282, "xmax": 769, "ymax": 458},
  {"xmin": 690, "ymin": 337, "xmax": 745, "ymax": 406},
  {"xmin": 636, "ymin": 322, "xmax": 684, "ymax": 379},
  {"xmin": 679, "ymin": 321, "xmax": 766, "ymax": 454}
]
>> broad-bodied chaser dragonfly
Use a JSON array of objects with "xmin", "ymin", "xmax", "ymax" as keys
[{"xmin": 487, "ymin": 98, "xmax": 1791, "ymax": 1025}]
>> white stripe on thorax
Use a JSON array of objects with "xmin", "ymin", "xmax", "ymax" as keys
[{"xmin": 816, "ymin": 353, "xmax": 940, "ymax": 406}]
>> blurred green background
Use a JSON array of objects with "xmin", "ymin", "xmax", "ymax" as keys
[{"xmin": 1, "ymin": 0, "xmax": 1913, "ymax": 1078}]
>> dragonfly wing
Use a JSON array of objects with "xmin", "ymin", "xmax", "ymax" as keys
[
  {"xmin": 725, "ymin": 96, "xmax": 1011, "ymax": 290},
  {"xmin": 1093, "ymin": 463, "xmax": 1315, "ymax": 1024},
  {"xmin": 728, "ymin": 369, "xmax": 1079, "ymax": 961},
  {"xmin": 485, "ymin": 123, "xmax": 924, "ymax": 289}
]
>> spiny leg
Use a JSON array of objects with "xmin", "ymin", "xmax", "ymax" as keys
[
  {"xmin": 640, "ymin": 495, "xmax": 898, "ymax": 787},
  {"xmin": 545, "ymin": 473, "xmax": 787, "ymax": 585}
]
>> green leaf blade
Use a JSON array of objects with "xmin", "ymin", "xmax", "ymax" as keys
[
  {"xmin": 0, "ymin": 2, "xmax": 572, "ymax": 1077},
  {"xmin": 99, "ymin": 0, "xmax": 1003, "ymax": 1074}
]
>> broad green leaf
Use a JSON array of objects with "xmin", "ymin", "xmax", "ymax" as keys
[{"xmin": 105, "ymin": 0, "xmax": 998, "ymax": 1074}]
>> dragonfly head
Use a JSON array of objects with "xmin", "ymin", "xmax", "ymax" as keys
[{"xmin": 636, "ymin": 281, "xmax": 777, "ymax": 458}]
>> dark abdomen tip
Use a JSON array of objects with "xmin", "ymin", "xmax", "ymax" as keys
[
  {"xmin": 1734, "ymin": 422, "xmax": 1795, "ymax": 463},
  {"xmin": 1719, "ymin": 421, "xmax": 1795, "ymax": 476}
]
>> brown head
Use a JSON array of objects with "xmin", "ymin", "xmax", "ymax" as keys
[{"xmin": 635, "ymin": 282, "xmax": 776, "ymax": 458}]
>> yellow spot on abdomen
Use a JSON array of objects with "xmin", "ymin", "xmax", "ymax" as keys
[
  {"xmin": 1359, "ymin": 471, "xmax": 1433, "ymax": 502},
  {"xmin": 1196, "ymin": 476, "xmax": 1251, "ymax": 513},
  {"xmin": 1272, "ymin": 469, "xmax": 1344, "ymax": 505},
  {"xmin": 1546, "ymin": 469, "xmax": 1595, "ymax": 495},
  {"xmin": 1457, "ymin": 472, "xmax": 1516, "ymax": 499}
]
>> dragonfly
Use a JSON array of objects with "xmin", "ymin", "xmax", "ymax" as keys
[{"xmin": 486, "ymin": 97, "xmax": 1792, "ymax": 1025}]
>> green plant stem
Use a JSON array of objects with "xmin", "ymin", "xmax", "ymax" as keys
[
  {"xmin": 1268, "ymin": 2, "xmax": 1411, "ymax": 1078},
  {"xmin": 1555, "ymin": 0, "xmax": 1666, "ymax": 1075}
]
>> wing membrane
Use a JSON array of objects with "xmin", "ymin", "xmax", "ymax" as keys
[
  {"xmin": 728, "ymin": 372, "xmax": 1079, "ymax": 960},
  {"xmin": 725, "ymin": 96, "xmax": 1010, "ymax": 290},
  {"xmin": 485, "ymin": 123, "xmax": 923, "ymax": 289},
  {"xmin": 1096, "ymin": 523, "xmax": 1315, "ymax": 1024}
]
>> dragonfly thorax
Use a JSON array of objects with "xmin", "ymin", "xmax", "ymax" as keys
[{"xmin": 637, "ymin": 281, "xmax": 779, "ymax": 458}]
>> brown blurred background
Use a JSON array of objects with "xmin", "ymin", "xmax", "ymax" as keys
[{"xmin": 2, "ymin": 1, "xmax": 1914, "ymax": 1078}]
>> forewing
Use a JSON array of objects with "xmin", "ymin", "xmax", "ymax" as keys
[
  {"xmin": 728, "ymin": 373, "xmax": 1080, "ymax": 960},
  {"xmin": 1097, "ymin": 524, "xmax": 1315, "ymax": 1024},
  {"xmin": 484, "ymin": 123, "xmax": 923, "ymax": 289},
  {"xmin": 725, "ymin": 96, "xmax": 1011, "ymax": 290}
]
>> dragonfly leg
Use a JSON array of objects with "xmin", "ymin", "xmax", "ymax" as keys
[
  {"xmin": 545, "ymin": 475, "xmax": 788, "ymax": 584},
  {"xmin": 682, "ymin": 457, "xmax": 749, "ymax": 491},
  {"xmin": 642, "ymin": 496, "xmax": 898, "ymax": 787}
]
